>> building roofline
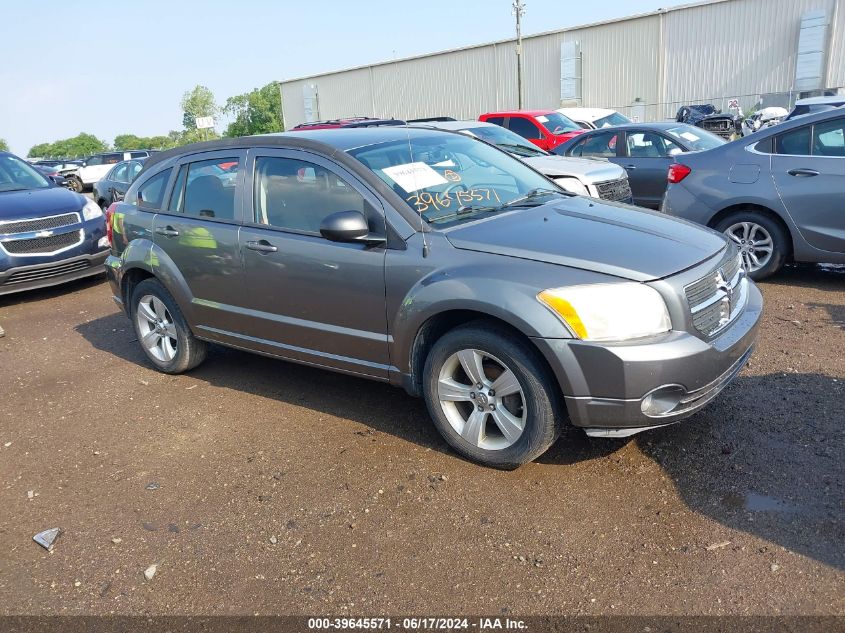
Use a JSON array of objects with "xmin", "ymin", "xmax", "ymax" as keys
[{"xmin": 279, "ymin": 0, "xmax": 731, "ymax": 85}]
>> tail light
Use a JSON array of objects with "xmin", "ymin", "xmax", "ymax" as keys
[
  {"xmin": 105, "ymin": 203, "xmax": 117, "ymax": 246},
  {"xmin": 667, "ymin": 163, "xmax": 691, "ymax": 183}
]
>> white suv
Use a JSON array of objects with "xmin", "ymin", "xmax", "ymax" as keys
[{"xmin": 67, "ymin": 151, "xmax": 151, "ymax": 192}]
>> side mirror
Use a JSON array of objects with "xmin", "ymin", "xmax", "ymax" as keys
[{"xmin": 320, "ymin": 210, "xmax": 384, "ymax": 245}]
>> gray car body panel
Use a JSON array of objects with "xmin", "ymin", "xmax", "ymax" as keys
[
  {"xmin": 106, "ymin": 128, "xmax": 762, "ymax": 432},
  {"xmin": 662, "ymin": 108, "xmax": 845, "ymax": 263}
]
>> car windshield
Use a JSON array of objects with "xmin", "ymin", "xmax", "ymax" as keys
[
  {"xmin": 0, "ymin": 154, "xmax": 51, "ymax": 192},
  {"xmin": 535, "ymin": 112, "xmax": 580, "ymax": 135},
  {"xmin": 593, "ymin": 112, "xmax": 632, "ymax": 128},
  {"xmin": 349, "ymin": 134, "xmax": 566, "ymax": 227},
  {"xmin": 461, "ymin": 125, "xmax": 547, "ymax": 157},
  {"xmin": 664, "ymin": 125, "xmax": 725, "ymax": 151}
]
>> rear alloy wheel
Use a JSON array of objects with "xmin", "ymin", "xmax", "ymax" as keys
[
  {"xmin": 715, "ymin": 210, "xmax": 788, "ymax": 280},
  {"xmin": 423, "ymin": 323, "xmax": 560, "ymax": 469},
  {"xmin": 130, "ymin": 278, "xmax": 207, "ymax": 373}
]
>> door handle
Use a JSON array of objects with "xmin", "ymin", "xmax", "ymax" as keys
[
  {"xmin": 155, "ymin": 226, "xmax": 179, "ymax": 237},
  {"xmin": 787, "ymin": 168, "xmax": 819, "ymax": 177},
  {"xmin": 245, "ymin": 240, "xmax": 278, "ymax": 253},
  {"xmin": 624, "ymin": 164, "xmax": 637, "ymax": 170}
]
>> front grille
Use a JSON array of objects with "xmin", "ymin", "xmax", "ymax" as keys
[
  {"xmin": 3, "ymin": 259, "xmax": 92, "ymax": 286},
  {"xmin": 685, "ymin": 251, "xmax": 746, "ymax": 338},
  {"xmin": 595, "ymin": 177, "xmax": 632, "ymax": 202},
  {"xmin": 1, "ymin": 230, "xmax": 82, "ymax": 255},
  {"xmin": 0, "ymin": 213, "xmax": 79, "ymax": 235}
]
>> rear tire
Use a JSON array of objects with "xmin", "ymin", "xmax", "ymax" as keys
[
  {"xmin": 715, "ymin": 209, "xmax": 789, "ymax": 280},
  {"xmin": 130, "ymin": 278, "xmax": 207, "ymax": 374},
  {"xmin": 66, "ymin": 175, "xmax": 83, "ymax": 193},
  {"xmin": 422, "ymin": 322, "xmax": 560, "ymax": 469}
]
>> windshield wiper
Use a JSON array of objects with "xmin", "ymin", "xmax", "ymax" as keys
[
  {"xmin": 499, "ymin": 187, "xmax": 568, "ymax": 209},
  {"xmin": 498, "ymin": 142, "xmax": 543, "ymax": 156}
]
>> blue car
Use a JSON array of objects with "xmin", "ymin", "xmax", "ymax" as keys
[{"xmin": 0, "ymin": 151, "xmax": 109, "ymax": 295}]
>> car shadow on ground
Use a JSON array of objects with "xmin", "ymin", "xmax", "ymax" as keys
[
  {"xmin": 76, "ymin": 313, "xmax": 843, "ymax": 570},
  {"xmin": 763, "ymin": 262, "xmax": 845, "ymax": 293},
  {"xmin": 0, "ymin": 274, "xmax": 106, "ymax": 308},
  {"xmin": 76, "ymin": 311, "xmax": 621, "ymax": 468},
  {"xmin": 635, "ymin": 372, "xmax": 844, "ymax": 571}
]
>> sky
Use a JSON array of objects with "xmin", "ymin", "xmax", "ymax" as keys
[{"xmin": 0, "ymin": 0, "xmax": 693, "ymax": 155}]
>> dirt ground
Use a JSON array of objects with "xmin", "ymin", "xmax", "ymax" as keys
[{"xmin": 0, "ymin": 266, "xmax": 842, "ymax": 617}]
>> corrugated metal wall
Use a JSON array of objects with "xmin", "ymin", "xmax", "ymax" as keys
[
  {"xmin": 662, "ymin": 0, "xmax": 841, "ymax": 117},
  {"xmin": 280, "ymin": 0, "xmax": 845, "ymax": 129}
]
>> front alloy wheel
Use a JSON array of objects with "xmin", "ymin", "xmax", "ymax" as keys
[
  {"xmin": 437, "ymin": 349, "xmax": 527, "ymax": 450},
  {"xmin": 136, "ymin": 294, "xmax": 178, "ymax": 362},
  {"xmin": 724, "ymin": 221, "xmax": 773, "ymax": 273},
  {"xmin": 422, "ymin": 323, "xmax": 560, "ymax": 469}
]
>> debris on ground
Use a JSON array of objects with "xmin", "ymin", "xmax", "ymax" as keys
[
  {"xmin": 111, "ymin": 537, "xmax": 122, "ymax": 544},
  {"xmin": 269, "ymin": 536, "xmax": 278, "ymax": 545},
  {"xmin": 145, "ymin": 482, "xmax": 160, "ymax": 491},
  {"xmin": 705, "ymin": 541, "xmax": 731, "ymax": 551},
  {"xmin": 33, "ymin": 528, "xmax": 61, "ymax": 551},
  {"xmin": 144, "ymin": 564, "xmax": 158, "ymax": 581}
]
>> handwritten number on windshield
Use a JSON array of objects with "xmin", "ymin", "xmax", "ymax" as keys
[{"xmin": 407, "ymin": 188, "xmax": 501, "ymax": 213}]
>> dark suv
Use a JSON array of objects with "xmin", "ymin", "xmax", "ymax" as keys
[{"xmin": 105, "ymin": 128, "xmax": 762, "ymax": 468}]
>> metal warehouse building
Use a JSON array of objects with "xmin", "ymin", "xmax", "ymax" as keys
[{"xmin": 280, "ymin": 0, "xmax": 844, "ymax": 128}]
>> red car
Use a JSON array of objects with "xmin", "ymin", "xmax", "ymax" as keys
[{"xmin": 478, "ymin": 110, "xmax": 585, "ymax": 151}]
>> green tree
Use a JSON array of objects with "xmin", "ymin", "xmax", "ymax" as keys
[
  {"xmin": 181, "ymin": 85, "xmax": 218, "ymax": 138},
  {"xmin": 27, "ymin": 133, "xmax": 108, "ymax": 158},
  {"xmin": 113, "ymin": 134, "xmax": 144, "ymax": 151},
  {"xmin": 223, "ymin": 81, "xmax": 283, "ymax": 138},
  {"xmin": 0, "ymin": 138, "xmax": 9, "ymax": 152}
]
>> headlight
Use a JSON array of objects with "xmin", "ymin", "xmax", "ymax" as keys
[
  {"xmin": 82, "ymin": 199, "xmax": 103, "ymax": 221},
  {"xmin": 537, "ymin": 283, "xmax": 671, "ymax": 341},
  {"xmin": 554, "ymin": 177, "xmax": 590, "ymax": 196}
]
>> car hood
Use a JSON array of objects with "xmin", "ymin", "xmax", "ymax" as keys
[
  {"xmin": 522, "ymin": 155, "xmax": 624, "ymax": 183},
  {"xmin": 444, "ymin": 196, "xmax": 727, "ymax": 282},
  {"xmin": 0, "ymin": 186, "xmax": 86, "ymax": 223}
]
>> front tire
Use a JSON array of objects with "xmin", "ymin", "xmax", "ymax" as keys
[
  {"xmin": 130, "ymin": 278, "xmax": 207, "ymax": 374},
  {"xmin": 715, "ymin": 210, "xmax": 788, "ymax": 280},
  {"xmin": 422, "ymin": 323, "xmax": 560, "ymax": 469}
]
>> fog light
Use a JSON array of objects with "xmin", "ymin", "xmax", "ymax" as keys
[
  {"xmin": 641, "ymin": 386, "xmax": 685, "ymax": 417},
  {"xmin": 98, "ymin": 236, "xmax": 109, "ymax": 248}
]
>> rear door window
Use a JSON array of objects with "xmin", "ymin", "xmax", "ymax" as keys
[
  {"xmin": 507, "ymin": 117, "xmax": 543, "ymax": 140},
  {"xmin": 776, "ymin": 126, "xmax": 811, "ymax": 155},
  {"xmin": 182, "ymin": 157, "xmax": 240, "ymax": 221},
  {"xmin": 812, "ymin": 118, "xmax": 845, "ymax": 156},
  {"xmin": 625, "ymin": 132, "xmax": 680, "ymax": 158},
  {"xmin": 484, "ymin": 116, "xmax": 506, "ymax": 127}
]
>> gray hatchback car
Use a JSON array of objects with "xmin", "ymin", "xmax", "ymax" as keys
[
  {"xmin": 662, "ymin": 108, "xmax": 845, "ymax": 279},
  {"xmin": 105, "ymin": 128, "xmax": 762, "ymax": 468}
]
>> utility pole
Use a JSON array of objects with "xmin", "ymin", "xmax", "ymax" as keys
[{"xmin": 513, "ymin": 0, "xmax": 525, "ymax": 109}]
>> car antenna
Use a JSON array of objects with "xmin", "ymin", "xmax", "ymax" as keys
[{"xmin": 405, "ymin": 126, "xmax": 430, "ymax": 258}]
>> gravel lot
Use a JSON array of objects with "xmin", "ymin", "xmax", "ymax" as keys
[{"xmin": 0, "ymin": 266, "xmax": 843, "ymax": 616}]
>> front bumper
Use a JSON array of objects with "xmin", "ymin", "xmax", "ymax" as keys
[
  {"xmin": 533, "ymin": 281, "xmax": 763, "ymax": 434},
  {"xmin": 0, "ymin": 250, "xmax": 108, "ymax": 295}
]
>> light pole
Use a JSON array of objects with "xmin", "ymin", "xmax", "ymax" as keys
[{"xmin": 513, "ymin": 0, "xmax": 525, "ymax": 109}]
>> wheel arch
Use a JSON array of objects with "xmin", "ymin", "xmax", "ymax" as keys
[{"xmin": 404, "ymin": 309, "xmax": 559, "ymax": 399}]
